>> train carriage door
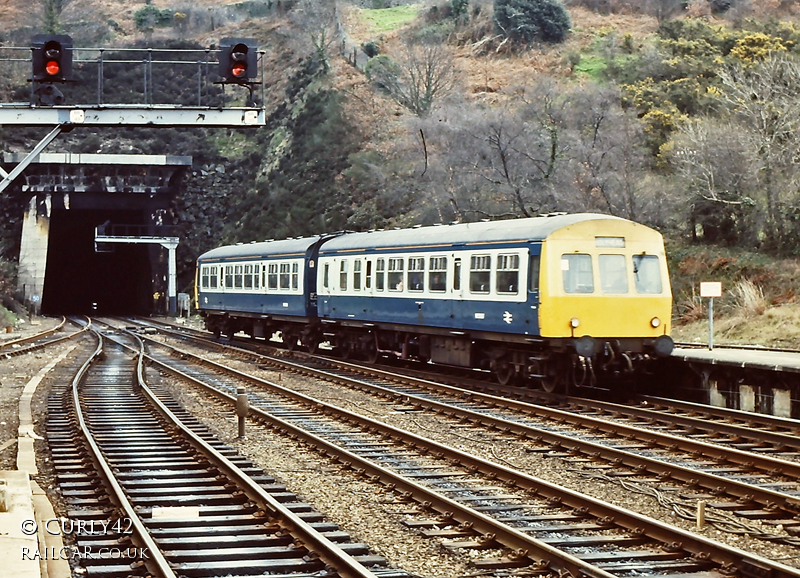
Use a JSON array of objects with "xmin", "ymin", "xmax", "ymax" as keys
[
  {"xmin": 528, "ymin": 245, "xmax": 541, "ymax": 334},
  {"xmin": 319, "ymin": 259, "xmax": 332, "ymax": 317}
]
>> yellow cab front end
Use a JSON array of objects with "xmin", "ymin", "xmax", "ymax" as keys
[{"xmin": 538, "ymin": 219, "xmax": 673, "ymax": 359}]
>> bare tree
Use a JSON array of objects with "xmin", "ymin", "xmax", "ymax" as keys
[
  {"xmin": 367, "ymin": 41, "xmax": 458, "ymax": 117},
  {"xmin": 716, "ymin": 56, "xmax": 800, "ymax": 252},
  {"xmin": 643, "ymin": 0, "xmax": 685, "ymax": 21},
  {"xmin": 671, "ymin": 118, "xmax": 757, "ymax": 245},
  {"xmin": 290, "ymin": 0, "xmax": 338, "ymax": 71},
  {"xmin": 565, "ymin": 86, "xmax": 651, "ymax": 220}
]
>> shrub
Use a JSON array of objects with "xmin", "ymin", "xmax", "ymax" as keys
[
  {"xmin": 0, "ymin": 305, "xmax": 16, "ymax": 328},
  {"xmin": 134, "ymin": 5, "xmax": 174, "ymax": 33},
  {"xmin": 494, "ymin": 0, "xmax": 571, "ymax": 45},
  {"xmin": 361, "ymin": 41, "xmax": 381, "ymax": 58},
  {"xmin": 732, "ymin": 279, "xmax": 768, "ymax": 316}
]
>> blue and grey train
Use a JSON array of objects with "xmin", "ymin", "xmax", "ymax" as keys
[{"xmin": 195, "ymin": 213, "xmax": 674, "ymax": 390}]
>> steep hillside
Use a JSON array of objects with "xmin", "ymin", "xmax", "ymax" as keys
[{"xmin": 4, "ymin": 0, "xmax": 800, "ymax": 325}]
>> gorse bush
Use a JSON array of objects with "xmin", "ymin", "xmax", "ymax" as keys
[{"xmin": 494, "ymin": 0, "xmax": 571, "ymax": 45}]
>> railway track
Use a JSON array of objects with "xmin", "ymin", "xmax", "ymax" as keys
[
  {"xmin": 135, "ymin": 321, "xmax": 800, "ymax": 533},
  {"xmin": 45, "ymin": 319, "xmax": 405, "ymax": 578},
  {"xmin": 119, "ymin": 318, "xmax": 800, "ymax": 578},
  {"xmin": 0, "ymin": 316, "xmax": 82, "ymax": 359}
]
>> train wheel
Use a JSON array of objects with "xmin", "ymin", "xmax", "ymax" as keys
[
  {"xmin": 540, "ymin": 375, "xmax": 561, "ymax": 393},
  {"xmin": 366, "ymin": 343, "xmax": 380, "ymax": 364},
  {"xmin": 339, "ymin": 341, "xmax": 353, "ymax": 360},
  {"xmin": 494, "ymin": 360, "xmax": 516, "ymax": 386},
  {"xmin": 539, "ymin": 357, "xmax": 564, "ymax": 393}
]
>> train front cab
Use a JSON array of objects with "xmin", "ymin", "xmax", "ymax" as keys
[{"xmin": 534, "ymin": 218, "xmax": 673, "ymax": 390}]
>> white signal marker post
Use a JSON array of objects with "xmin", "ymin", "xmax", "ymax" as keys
[{"xmin": 700, "ymin": 282, "xmax": 722, "ymax": 350}]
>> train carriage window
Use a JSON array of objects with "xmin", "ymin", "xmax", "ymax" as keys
[
  {"xmin": 376, "ymin": 259, "xmax": 385, "ymax": 291},
  {"xmin": 470, "ymin": 255, "xmax": 491, "ymax": 294},
  {"xmin": 562, "ymin": 254, "xmax": 593, "ymax": 293},
  {"xmin": 323, "ymin": 263, "xmax": 330, "ymax": 289},
  {"xmin": 354, "ymin": 260, "xmax": 362, "ymax": 291},
  {"xmin": 292, "ymin": 262, "xmax": 299, "ymax": 290},
  {"xmin": 496, "ymin": 254, "xmax": 520, "ymax": 294},
  {"xmin": 203, "ymin": 265, "xmax": 220, "ymax": 290},
  {"xmin": 244, "ymin": 264, "xmax": 254, "ymax": 289},
  {"xmin": 528, "ymin": 256, "xmax": 540, "ymax": 292},
  {"xmin": 632, "ymin": 255, "xmax": 663, "ymax": 294},
  {"xmin": 253, "ymin": 264, "xmax": 260, "ymax": 289},
  {"xmin": 429, "ymin": 257, "xmax": 447, "ymax": 292},
  {"xmin": 262, "ymin": 267, "xmax": 266, "ymax": 289},
  {"xmin": 408, "ymin": 257, "xmax": 424, "ymax": 292},
  {"xmin": 366, "ymin": 261, "xmax": 372, "ymax": 290},
  {"xmin": 268, "ymin": 263, "xmax": 278, "ymax": 290},
  {"xmin": 234, "ymin": 265, "xmax": 243, "ymax": 289},
  {"xmin": 340, "ymin": 260, "xmax": 348, "ymax": 291},
  {"xmin": 599, "ymin": 254, "xmax": 628, "ymax": 294},
  {"xmin": 280, "ymin": 263, "xmax": 291, "ymax": 289},
  {"xmin": 388, "ymin": 258, "xmax": 404, "ymax": 291},
  {"xmin": 224, "ymin": 265, "xmax": 233, "ymax": 289},
  {"xmin": 454, "ymin": 258, "xmax": 461, "ymax": 291}
]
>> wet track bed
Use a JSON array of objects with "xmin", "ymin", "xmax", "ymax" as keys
[
  {"xmin": 46, "ymin": 321, "xmax": 405, "ymax": 578},
  {"xmin": 122, "ymin": 319, "xmax": 800, "ymax": 578}
]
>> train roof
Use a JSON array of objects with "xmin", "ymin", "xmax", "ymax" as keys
[
  {"xmin": 318, "ymin": 213, "xmax": 630, "ymax": 254},
  {"xmin": 197, "ymin": 214, "xmax": 648, "ymax": 263},
  {"xmin": 198, "ymin": 236, "xmax": 324, "ymax": 262}
]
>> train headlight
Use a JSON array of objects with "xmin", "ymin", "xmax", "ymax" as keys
[
  {"xmin": 650, "ymin": 317, "xmax": 661, "ymax": 328},
  {"xmin": 570, "ymin": 317, "xmax": 580, "ymax": 328}
]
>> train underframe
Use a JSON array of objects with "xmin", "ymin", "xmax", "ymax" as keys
[{"xmin": 202, "ymin": 312, "xmax": 671, "ymax": 393}]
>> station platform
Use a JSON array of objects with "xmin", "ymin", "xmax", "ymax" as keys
[
  {"xmin": 0, "ymin": 343, "xmax": 75, "ymax": 578},
  {"xmin": 672, "ymin": 345, "xmax": 800, "ymax": 374}
]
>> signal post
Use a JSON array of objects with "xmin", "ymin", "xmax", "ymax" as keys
[{"xmin": 0, "ymin": 36, "xmax": 266, "ymax": 315}]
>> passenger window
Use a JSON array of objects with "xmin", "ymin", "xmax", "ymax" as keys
[
  {"xmin": 599, "ymin": 254, "xmax": 628, "ymax": 294},
  {"xmin": 201, "ymin": 266, "xmax": 210, "ymax": 289},
  {"xmin": 496, "ymin": 254, "xmax": 519, "ymax": 294},
  {"xmin": 323, "ymin": 263, "xmax": 329, "ymax": 289},
  {"xmin": 633, "ymin": 254, "xmax": 662, "ymax": 294},
  {"xmin": 234, "ymin": 265, "xmax": 243, "ymax": 289},
  {"xmin": 528, "ymin": 255, "xmax": 540, "ymax": 292},
  {"xmin": 388, "ymin": 258, "xmax": 404, "ymax": 291},
  {"xmin": 376, "ymin": 259, "xmax": 385, "ymax": 291},
  {"xmin": 354, "ymin": 260, "xmax": 362, "ymax": 291},
  {"xmin": 292, "ymin": 262, "xmax": 299, "ymax": 290},
  {"xmin": 340, "ymin": 260, "xmax": 348, "ymax": 291},
  {"xmin": 280, "ymin": 263, "xmax": 291, "ymax": 290},
  {"xmin": 470, "ymin": 255, "xmax": 491, "ymax": 294},
  {"xmin": 268, "ymin": 263, "xmax": 278, "ymax": 290},
  {"xmin": 453, "ymin": 258, "xmax": 461, "ymax": 291},
  {"xmin": 429, "ymin": 256, "xmax": 447, "ymax": 292},
  {"xmin": 244, "ymin": 264, "xmax": 253, "ymax": 289},
  {"xmin": 562, "ymin": 254, "xmax": 593, "ymax": 293},
  {"xmin": 253, "ymin": 264, "xmax": 260, "ymax": 289},
  {"xmin": 408, "ymin": 257, "xmax": 424, "ymax": 292},
  {"xmin": 366, "ymin": 261, "xmax": 372, "ymax": 290}
]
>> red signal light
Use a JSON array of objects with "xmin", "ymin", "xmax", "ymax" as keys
[
  {"xmin": 45, "ymin": 60, "xmax": 60, "ymax": 76},
  {"xmin": 231, "ymin": 62, "xmax": 247, "ymax": 78}
]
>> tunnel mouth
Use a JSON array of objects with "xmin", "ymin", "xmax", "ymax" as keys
[{"xmin": 40, "ymin": 207, "xmax": 154, "ymax": 316}]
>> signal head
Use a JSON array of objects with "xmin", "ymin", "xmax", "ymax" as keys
[
  {"xmin": 219, "ymin": 38, "xmax": 258, "ymax": 83},
  {"xmin": 32, "ymin": 34, "xmax": 73, "ymax": 83}
]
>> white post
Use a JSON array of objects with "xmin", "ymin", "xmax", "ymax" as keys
[
  {"xmin": 700, "ymin": 282, "xmax": 722, "ymax": 351},
  {"xmin": 167, "ymin": 242, "xmax": 177, "ymax": 316},
  {"xmin": 708, "ymin": 297, "xmax": 714, "ymax": 350}
]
